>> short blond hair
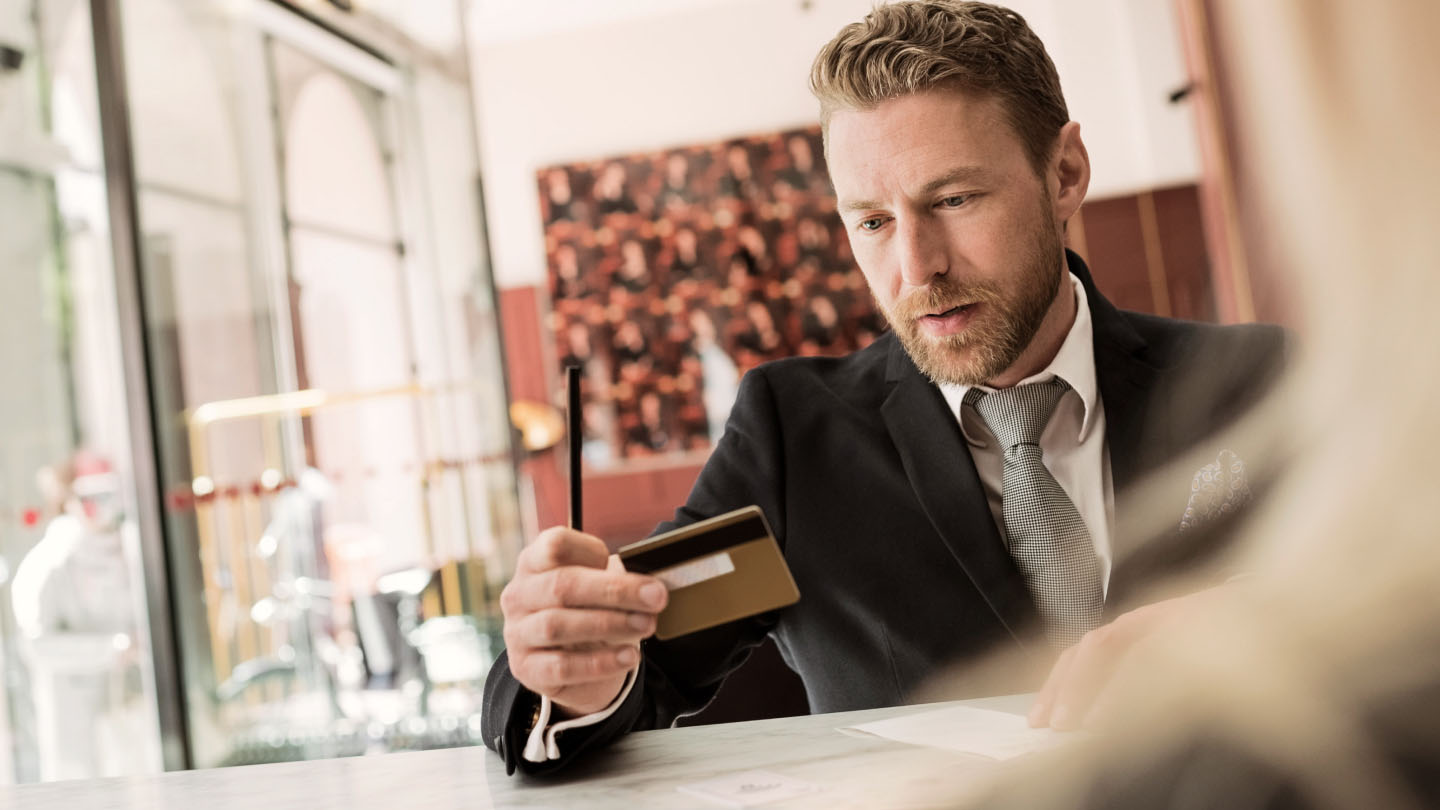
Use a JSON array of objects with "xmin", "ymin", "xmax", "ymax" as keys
[{"xmin": 810, "ymin": 1, "xmax": 1069, "ymax": 173}]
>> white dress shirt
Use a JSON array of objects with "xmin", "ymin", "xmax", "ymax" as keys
[
  {"xmin": 523, "ymin": 667, "xmax": 637, "ymax": 763},
  {"xmin": 937, "ymin": 272, "xmax": 1115, "ymax": 594},
  {"xmin": 524, "ymin": 273, "xmax": 1116, "ymax": 764}
]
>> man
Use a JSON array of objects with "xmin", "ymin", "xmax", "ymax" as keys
[{"xmin": 483, "ymin": 0, "xmax": 1285, "ymax": 774}]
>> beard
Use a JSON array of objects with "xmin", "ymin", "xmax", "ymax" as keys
[{"xmin": 880, "ymin": 211, "xmax": 1064, "ymax": 387}]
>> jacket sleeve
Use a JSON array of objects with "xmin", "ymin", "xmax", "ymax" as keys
[{"xmin": 481, "ymin": 365, "xmax": 792, "ymax": 774}]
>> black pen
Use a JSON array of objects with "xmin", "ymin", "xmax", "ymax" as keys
[{"xmin": 566, "ymin": 365, "xmax": 582, "ymax": 533}]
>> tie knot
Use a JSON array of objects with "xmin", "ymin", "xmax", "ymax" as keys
[{"xmin": 967, "ymin": 378, "xmax": 1070, "ymax": 450}]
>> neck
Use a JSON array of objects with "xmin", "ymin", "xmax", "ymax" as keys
[{"xmin": 985, "ymin": 268, "xmax": 1076, "ymax": 389}]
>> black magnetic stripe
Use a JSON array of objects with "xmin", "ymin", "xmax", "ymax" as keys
[{"xmin": 621, "ymin": 516, "xmax": 768, "ymax": 574}]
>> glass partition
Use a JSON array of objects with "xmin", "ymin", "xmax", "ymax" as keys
[
  {"xmin": 0, "ymin": 0, "xmax": 163, "ymax": 783},
  {"xmin": 112, "ymin": 0, "xmax": 520, "ymax": 769}
]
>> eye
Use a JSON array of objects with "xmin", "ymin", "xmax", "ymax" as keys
[
  {"xmin": 937, "ymin": 194, "xmax": 970, "ymax": 209},
  {"xmin": 857, "ymin": 216, "xmax": 888, "ymax": 232}
]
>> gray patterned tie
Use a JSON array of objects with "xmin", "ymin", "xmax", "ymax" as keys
[{"xmin": 967, "ymin": 379, "xmax": 1103, "ymax": 647}]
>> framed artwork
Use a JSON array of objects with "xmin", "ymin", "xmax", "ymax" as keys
[{"xmin": 539, "ymin": 126, "xmax": 885, "ymax": 466}]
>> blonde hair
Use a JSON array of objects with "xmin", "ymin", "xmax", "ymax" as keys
[{"xmin": 808, "ymin": 0, "xmax": 1068, "ymax": 173}]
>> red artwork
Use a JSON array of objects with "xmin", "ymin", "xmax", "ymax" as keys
[{"xmin": 539, "ymin": 126, "xmax": 885, "ymax": 464}]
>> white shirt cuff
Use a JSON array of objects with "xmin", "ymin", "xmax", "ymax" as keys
[{"xmin": 522, "ymin": 666, "xmax": 639, "ymax": 763}]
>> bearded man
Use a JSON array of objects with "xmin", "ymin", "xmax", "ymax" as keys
[{"xmin": 483, "ymin": 0, "xmax": 1286, "ymax": 775}]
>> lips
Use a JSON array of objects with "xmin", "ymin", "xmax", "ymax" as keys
[
  {"xmin": 917, "ymin": 302, "xmax": 980, "ymax": 337},
  {"xmin": 926, "ymin": 303, "xmax": 972, "ymax": 319}
]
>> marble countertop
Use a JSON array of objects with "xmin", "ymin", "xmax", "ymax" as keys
[{"xmin": 1, "ymin": 695, "xmax": 1034, "ymax": 809}]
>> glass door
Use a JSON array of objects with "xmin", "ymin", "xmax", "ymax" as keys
[
  {"xmin": 0, "ymin": 0, "xmax": 163, "ymax": 784},
  {"xmin": 110, "ymin": 0, "xmax": 521, "ymax": 768}
]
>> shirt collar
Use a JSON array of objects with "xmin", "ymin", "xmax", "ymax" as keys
[{"xmin": 939, "ymin": 272, "xmax": 1100, "ymax": 444}]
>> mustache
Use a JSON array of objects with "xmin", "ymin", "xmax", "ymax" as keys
[{"xmin": 891, "ymin": 276, "xmax": 1002, "ymax": 321}]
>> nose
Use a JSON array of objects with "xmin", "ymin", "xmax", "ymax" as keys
[{"xmin": 895, "ymin": 216, "xmax": 948, "ymax": 289}]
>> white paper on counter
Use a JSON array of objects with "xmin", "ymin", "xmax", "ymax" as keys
[{"xmin": 838, "ymin": 705, "xmax": 1074, "ymax": 760}]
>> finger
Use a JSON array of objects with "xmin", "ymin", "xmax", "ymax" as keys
[
  {"xmin": 1029, "ymin": 646, "xmax": 1075, "ymax": 728},
  {"xmin": 508, "ymin": 607, "xmax": 656, "ymax": 649},
  {"xmin": 1081, "ymin": 668, "xmax": 1126, "ymax": 730},
  {"xmin": 513, "ymin": 645, "xmax": 639, "ymax": 695},
  {"xmin": 518, "ymin": 527, "xmax": 610, "ymax": 573},
  {"xmin": 508, "ymin": 566, "xmax": 668, "ymax": 614},
  {"xmin": 1048, "ymin": 625, "xmax": 1129, "ymax": 730}
]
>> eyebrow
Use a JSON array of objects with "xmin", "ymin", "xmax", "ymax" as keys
[{"xmin": 838, "ymin": 166, "xmax": 990, "ymax": 213}]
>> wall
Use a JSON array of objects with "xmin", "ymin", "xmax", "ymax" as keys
[{"xmin": 467, "ymin": 0, "xmax": 1202, "ymax": 290}]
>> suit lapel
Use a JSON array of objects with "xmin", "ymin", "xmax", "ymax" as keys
[
  {"xmin": 1071, "ymin": 251, "xmax": 1160, "ymax": 495},
  {"xmin": 1070, "ymin": 252, "xmax": 1192, "ymax": 608},
  {"xmin": 880, "ymin": 339, "xmax": 1038, "ymax": 645}
]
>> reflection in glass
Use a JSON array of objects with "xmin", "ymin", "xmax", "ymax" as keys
[
  {"xmin": 114, "ymin": 0, "xmax": 522, "ymax": 769},
  {"xmin": 0, "ymin": 0, "xmax": 163, "ymax": 784}
]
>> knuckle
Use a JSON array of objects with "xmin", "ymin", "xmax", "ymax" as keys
[
  {"xmin": 578, "ymin": 652, "xmax": 602, "ymax": 678},
  {"xmin": 548, "ymin": 569, "xmax": 574, "ymax": 603},
  {"xmin": 609, "ymin": 613, "xmax": 635, "ymax": 639},
  {"xmin": 533, "ymin": 528, "xmax": 567, "ymax": 564},
  {"xmin": 547, "ymin": 656, "xmax": 573, "ymax": 684},
  {"xmin": 609, "ymin": 613, "xmax": 631, "ymax": 636},
  {"xmin": 602, "ymin": 578, "xmax": 625, "ymax": 606},
  {"xmin": 532, "ymin": 548, "xmax": 558, "ymax": 573},
  {"xmin": 1116, "ymin": 611, "xmax": 1147, "ymax": 635},
  {"xmin": 499, "ymin": 582, "xmax": 521, "ymax": 614},
  {"xmin": 1088, "ymin": 624, "xmax": 1121, "ymax": 651},
  {"xmin": 623, "ymin": 613, "xmax": 652, "ymax": 637},
  {"xmin": 519, "ymin": 661, "xmax": 547, "ymax": 692},
  {"xmin": 527, "ymin": 657, "xmax": 552, "ymax": 687},
  {"xmin": 537, "ymin": 612, "xmax": 563, "ymax": 645}
]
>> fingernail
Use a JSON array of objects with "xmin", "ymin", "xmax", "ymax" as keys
[
  {"xmin": 640, "ymin": 582, "xmax": 666, "ymax": 608},
  {"xmin": 616, "ymin": 647, "xmax": 638, "ymax": 666},
  {"xmin": 1027, "ymin": 706, "xmax": 1045, "ymax": 727},
  {"xmin": 627, "ymin": 613, "xmax": 650, "ymax": 631}
]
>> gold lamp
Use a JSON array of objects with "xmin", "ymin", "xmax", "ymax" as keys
[{"xmin": 509, "ymin": 400, "xmax": 566, "ymax": 453}]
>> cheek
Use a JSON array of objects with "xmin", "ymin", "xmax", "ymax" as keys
[
  {"xmin": 960, "ymin": 210, "xmax": 1032, "ymax": 281},
  {"xmin": 846, "ymin": 237, "xmax": 898, "ymax": 303},
  {"xmin": 853, "ymin": 256, "xmax": 897, "ymax": 310}
]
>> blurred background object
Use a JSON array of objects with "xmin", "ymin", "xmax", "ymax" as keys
[
  {"xmin": 916, "ymin": 0, "xmax": 1440, "ymax": 806},
  {"xmin": 0, "ymin": 0, "xmax": 518, "ymax": 781},
  {"xmin": 10, "ymin": 451, "xmax": 146, "ymax": 782},
  {"xmin": 508, "ymin": 400, "xmax": 565, "ymax": 454}
]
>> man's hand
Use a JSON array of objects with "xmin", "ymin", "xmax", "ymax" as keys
[
  {"xmin": 1028, "ymin": 587, "xmax": 1229, "ymax": 730},
  {"xmin": 500, "ymin": 527, "xmax": 668, "ymax": 717}
]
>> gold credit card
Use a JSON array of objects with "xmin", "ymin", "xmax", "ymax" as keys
[{"xmin": 618, "ymin": 506, "xmax": 799, "ymax": 641}]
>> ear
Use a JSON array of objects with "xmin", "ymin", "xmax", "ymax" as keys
[{"xmin": 1050, "ymin": 121, "xmax": 1090, "ymax": 224}]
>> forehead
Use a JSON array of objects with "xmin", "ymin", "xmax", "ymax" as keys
[{"xmin": 825, "ymin": 90, "xmax": 1027, "ymax": 198}]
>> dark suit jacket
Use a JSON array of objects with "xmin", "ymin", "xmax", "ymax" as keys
[{"xmin": 483, "ymin": 251, "xmax": 1287, "ymax": 774}]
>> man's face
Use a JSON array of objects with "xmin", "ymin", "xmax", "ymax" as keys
[{"xmin": 827, "ymin": 89, "xmax": 1065, "ymax": 386}]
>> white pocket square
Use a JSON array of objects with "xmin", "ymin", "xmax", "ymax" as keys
[{"xmin": 1180, "ymin": 449, "xmax": 1252, "ymax": 532}]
